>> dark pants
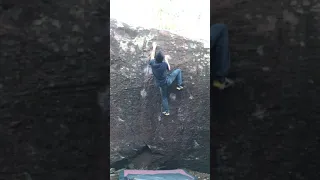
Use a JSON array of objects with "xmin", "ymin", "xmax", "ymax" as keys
[
  {"xmin": 211, "ymin": 24, "xmax": 230, "ymax": 81},
  {"xmin": 159, "ymin": 69, "xmax": 183, "ymax": 112}
]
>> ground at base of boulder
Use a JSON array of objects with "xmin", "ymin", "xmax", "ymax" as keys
[{"xmin": 110, "ymin": 169, "xmax": 210, "ymax": 180}]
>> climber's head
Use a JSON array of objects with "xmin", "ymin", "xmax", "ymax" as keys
[{"xmin": 155, "ymin": 48, "xmax": 165, "ymax": 63}]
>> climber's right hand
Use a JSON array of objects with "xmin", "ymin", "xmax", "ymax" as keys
[
  {"xmin": 152, "ymin": 42, "xmax": 157, "ymax": 49},
  {"xmin": 150, "ymin": 42, "xmax": 157, "ymax": 60}
]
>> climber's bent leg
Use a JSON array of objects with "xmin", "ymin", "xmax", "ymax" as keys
[
  {"xmin": 211, "ymin": 24, "xmax": 234, "ymax": 90},
  {"xmin": 211, "ymin": 24, "xmax": 230, "ymax": 80},
  {"xmin": 166, "ymin": 69, "xmax": 184, "ymax": 90}
]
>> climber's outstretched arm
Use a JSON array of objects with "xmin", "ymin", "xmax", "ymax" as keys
[
  {"xmin": 150, "ymin": 42, "xmax": 157, "ymax": 60},
  {"xmin": 165, "ymin": 55, "xmax": 171, "ymax": 71}
]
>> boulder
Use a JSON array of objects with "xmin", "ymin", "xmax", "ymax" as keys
[
  {"xmin": 211, "ymin": 0, "xmax": 320, "ymax": 179},
  {"xmin": 0, "ymin": 1, "xmax": 108, "ymax": 179},
  {"xmin": 110, "ymin": 19, "xmax": 210, "ymax": 172}
]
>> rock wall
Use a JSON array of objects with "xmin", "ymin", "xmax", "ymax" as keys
[
  {"xmin": 110, "ymin": 19, "xmax": 210, "ymax": 172},
  {"xmin": 0, "ymin": 1, "xmax": 108, "ymax": 179},
  {"xmin": 211, "ymin": 0, "xmax": 320, "ymax": 179}
]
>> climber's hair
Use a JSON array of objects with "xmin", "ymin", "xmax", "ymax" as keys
[{"xmin": 155, "ymin": 47, "xmax": 164, "ymax": 63}]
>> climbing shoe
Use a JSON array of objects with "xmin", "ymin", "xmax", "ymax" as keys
[
  {"xmin": 213, "ymin": 78, "xmax": 234, "ymax": 90},
  {"xmin": 176, "ymin": 85, "xmax": 184, "ymax": 90},
  {"xmin": 162, "ymin": 111, "xmax": 170, "ymax": 116}
]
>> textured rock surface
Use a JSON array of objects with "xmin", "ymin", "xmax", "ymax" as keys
[
  {"xmin": 211, "ymin": 0, "xmax": 320, "ymax": 179},
  {"xmin": 110, "ymin": 19, "xmax": 210, "ymax": 172},
  {"xmin": 0, "ymin": 1, "xmax": 108, "ymax": 180}
]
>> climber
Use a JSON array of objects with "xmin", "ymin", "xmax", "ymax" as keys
[
  {"xmin": 149, "ymin": 42, "xmax": 184, "ymax": 116},
  {"xmin": 211, "ymin": 23, "xmax": 235, "ymax": 90}
]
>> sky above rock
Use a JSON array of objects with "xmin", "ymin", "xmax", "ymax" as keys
[{"xmin": 110, "ymin": 0, "xmax": 210, "ymax": 47}]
